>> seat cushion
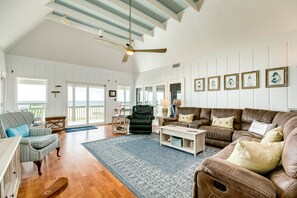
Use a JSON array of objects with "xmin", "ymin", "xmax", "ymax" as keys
[
  {"xmin": 27, "ymin": 134, "xmax": 58, "ymax": 149},
  {"xmin": 129, "ymin": 118, "xmax": 152, "ymax": 125},
  {"xmin": 232, "ymin": 130, "xmax": 262, "ymax": 141},
  {"xmin": 200, "ymin": 126, "xmax": 234, "ymax": 142}
]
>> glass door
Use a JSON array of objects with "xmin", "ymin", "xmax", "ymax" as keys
[
  {"xmin": 136, "ymin": 87, "xmax": 143, "ymax": 105},
  {"xmin": 155, "ymin": 85, "xmax": 166, "ymax": 116},
  {"xmin": 67, "ymin": 83, "xmax": 105, "ymax": 126},
  {"xmin": 144, "ymin": 86, "xmax": 153, "ymax": 105},
  {"xmin": 89, "ymin": 86, "xmax": 105, "ymax": 124}
]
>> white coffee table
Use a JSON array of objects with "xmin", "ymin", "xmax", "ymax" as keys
[{"xmin": 160, "ymin": 125, "xmax": 206, "ymax": 157}]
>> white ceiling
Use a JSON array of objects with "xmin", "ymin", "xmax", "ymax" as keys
[{"xmin": 1, "ymin": 0, "xmax": 297, "ymax": 74}]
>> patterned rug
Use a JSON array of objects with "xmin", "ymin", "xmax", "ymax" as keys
[{"xmin": 82, "ymin": 134, "xmax": 220, "ymax": 198}]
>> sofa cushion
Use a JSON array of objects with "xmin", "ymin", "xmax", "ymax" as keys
[
  {"xmin": 200, "ymin": 108, "xmax": 211, "ymax": 120},
  {"xmin": 232, "ymin": 130, "xmax": 262, "ymax": 141},
  {"xmin": 28, "ymin": 134, "xmax": 58, "ymax": 149},
  {"xmin": 178, "ymin": 114, "xmax": 193, "ymax": 123},
  {"xmin": 212, "ymin": 116, "xmax": 234, "ymax": 129},
  {"xmin": 205, "ymin": 138, "xmax": 230, "ymax": 148},
  {"xmin": 227, "ymin": 141, "xmax": 284, "ymax": 174},
  {"xmin": 129, "ymin": 119, "xmax": 152, "ymax": 125},
  {"xmin": 282, "ymin": 129, "xmax": 297, "ymax": 178},
  {"xmin": 189, "ymin": 119, "xmax": 210, "ymax": 128},
  {"xmin": 272, "ymin": 112, "xmax": 297, "ymax": 129},
  {"xmin": 6, "ymin": 124, "xmax": 29, "ymax": 137},
  {"xmin": 200, "ymin": 125, "xmax": 234, "ymax": 142},
  {"xmin": 283, "ymin": 117, "xmax": 297, "ymax": 140},
  {"xmin": 211, "ymin": 108, "xmax": 242, "ymax": 130},
  {"xmin": 176, "ymin": 107, "xmax": 200, "ymax": 120},
  {"xmin": 261, "ymin": 126, "xmax": 283, "ymax": 143},
  {"xmin": 241, "ymin": 108, "xmax": 278, "ymax": 131}
]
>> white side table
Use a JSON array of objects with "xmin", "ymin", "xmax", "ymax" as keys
[{"xmin": 112, "ymin": 114, "xmax": 128, "ymax": 134}]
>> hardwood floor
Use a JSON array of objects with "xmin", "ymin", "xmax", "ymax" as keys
[{"xmin": 18, "ymin": 125, "xmax": 138, "ymax": 198}]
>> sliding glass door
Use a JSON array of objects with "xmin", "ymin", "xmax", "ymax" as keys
[{"xmin": 67, "ymin": 82, "xmax": 105, "ymax": 126}]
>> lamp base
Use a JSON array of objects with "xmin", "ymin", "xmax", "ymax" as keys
[{"xmin": 162, "ymin": 107, "xmax": 168, "ymax": 117}]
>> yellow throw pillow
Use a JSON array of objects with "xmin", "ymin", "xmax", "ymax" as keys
[
  {"xmin": 261, "ymin": 126, "xmax": 283, "ymax": 143},
  {"xmin": 178, "ymin": 114, "xmax": 193, "ymax": 123},
  {"xmin": 227, "ymin": 141, "xmax": 284, "ymax": 174},
  {"xmin": 211, "ymin": 116, "xmax": 234, "ymax": 129}
]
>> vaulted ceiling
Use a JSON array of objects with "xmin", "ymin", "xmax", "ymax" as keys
[
  {"xmin": 45, "ymin": 0, "xmax": 203, "ymax": 45},
  {"xmin": 1, "ymin": 0, "xmax": 297, "ymax": 73}
]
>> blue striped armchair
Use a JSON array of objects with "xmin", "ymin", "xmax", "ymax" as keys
[{"xmin": 0, "ymin": 112, "xmax": 60, "ymax": 175}]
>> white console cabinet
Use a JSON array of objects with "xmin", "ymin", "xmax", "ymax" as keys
[{"xmin": 0, "ymin": 136, "xmax": 21, "ymax": 198}]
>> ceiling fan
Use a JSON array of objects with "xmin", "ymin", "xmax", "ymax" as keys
[{"xmin": 95, "ymin": 0, "xmax": 167, "ymax": 62}]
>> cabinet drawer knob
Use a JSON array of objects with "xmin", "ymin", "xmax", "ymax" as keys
[
  {"xmin": 11, "ymin": 194, "xmax": 15, "ymax": 197},
  {"xmin": 13, "ymin": 171, "xmax": 16, "ymax": 174}
]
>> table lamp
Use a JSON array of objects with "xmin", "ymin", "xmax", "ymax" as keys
[{"xmin": 160, "ymin": 99, "xmax": 169, "ymax": 117}]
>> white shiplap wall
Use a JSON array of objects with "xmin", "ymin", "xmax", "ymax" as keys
[
  {"xmin": 5, "ymin": 55, "xmax": 135, "ymax": 123},
  {"xmin": 136, "ymin": 31, "xmax": 297, "ymax": 111}
]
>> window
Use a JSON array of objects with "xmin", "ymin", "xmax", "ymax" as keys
[
  {"xmin": 117, "ymin": 85, "xmax": 131, "ymax": 109},
  {"xmin": 17, "ymin": 78, "xmax": 47, "ymax": 118}
]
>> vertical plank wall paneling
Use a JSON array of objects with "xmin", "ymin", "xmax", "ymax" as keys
[
  {"xmin": 135, "ymin": 31, "xmax": 297, "ymax": 111},
  {"xmin": 5, "ymin": 55, "xmax": 135, "ymax": 123}
]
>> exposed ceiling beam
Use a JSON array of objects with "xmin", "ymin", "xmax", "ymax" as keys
[
  {"xmin": 143, "ymin": 0, "xmax": 180, "ymax": 22},
  {"xmin": 183, "ymin": 0, "xmax": 198, "ymax": 11},
  {"xmin": 46, "ymin": 1, "xmax": 143, "ymax": 42},
  {"xmin": 46, "ymin": 13, "xmax": 128, "ymax": 44},
  {"xmin": 107, "ymin": 0, "xmax": 165, "ymax": 30},
  {"xmin": 69, "ymin": 0, "xmax": 153, "ymax": 37},
  {"xmin": 196, "ymin": 0, "xmax": 205, "ymax": 12}
]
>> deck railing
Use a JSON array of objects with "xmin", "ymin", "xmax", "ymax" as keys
[
  {"xmin": 17, "ymin": 103, "xmax": 105, "ymax": 122},
  {"xmin": 68, "ymin": 105, "xmax": 104, "ymax": 122}
]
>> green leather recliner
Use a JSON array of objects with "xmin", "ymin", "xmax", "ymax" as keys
[{"xmin": 127, "ymin": 105, "xmax": 155, "ymax": 134}]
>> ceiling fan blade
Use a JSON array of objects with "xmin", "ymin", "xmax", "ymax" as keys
[
  {"xmin": 122, "ymin": 54, "xmax": 129, "ymax": 62},
  {"xmin": 132, "ymin": 48, "xmax": 167, "ymax": 53},
  {"xmin": 94, "ymin": 38, "xmax": 126, "ymax": 49}
]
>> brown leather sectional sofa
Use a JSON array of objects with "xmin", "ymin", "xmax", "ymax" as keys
[{"xmin": 163, "ymin": 107, "xmax": 297, "ymax": 198}]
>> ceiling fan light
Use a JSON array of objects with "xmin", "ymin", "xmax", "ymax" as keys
[{"xmin": 125, "ymin": 50, "xmax": 134, "ymax": 55}]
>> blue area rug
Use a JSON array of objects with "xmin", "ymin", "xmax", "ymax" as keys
[
  {"xmin": 66, "ymin": 125, "xmax": 97, "ymax": 133},
  {"xmin": 82, "ymin": 134, "xmax": 220, "ymax": 197}
]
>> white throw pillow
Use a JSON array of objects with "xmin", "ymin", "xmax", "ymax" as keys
[
  {"xmin": 249, "ymin": 120, "xmax": 276, "ymax": 136},
  {"xmin": 178, "ymin": 114, "xmax": 193, "ymax": 123},
  {"xmin": 211, "ymin": 116, "xmax": 234, "ymax": 129},
  {"xmin": 227, "ymin": 141, "xmax": 284, "ymax": 174}
]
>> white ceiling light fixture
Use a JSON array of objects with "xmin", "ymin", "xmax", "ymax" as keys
[
  {"xmin": 95, "ymin": 0, "xmax": 167, "ymax": 63},
  {"xmin": 98, "ymin": 29, "xmax": 104, "ymax": 38},
  {"xmin": 60, "ymin": 14, "xmax": 70, "ymax": 25}
]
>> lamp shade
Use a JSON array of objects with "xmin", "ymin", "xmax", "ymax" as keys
[
  {"xmin": 173, "ymin": 99, "xmax": 181, "ymax": 106},
  {"xmin": 160, "ymin": 99, "xmax": 169, "ymax": 107}
]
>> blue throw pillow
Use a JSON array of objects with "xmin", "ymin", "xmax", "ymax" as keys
[{"xmin": 6, "ymin": 124, "xmax": 29, "ymax": 137}]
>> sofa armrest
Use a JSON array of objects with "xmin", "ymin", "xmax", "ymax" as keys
[
  {"xmin": 163, "ymin": 117, "xmax": 177, "ymax": 122},
  {"xmin": 194, "ymin": 157, "xmax": 276, "ymax": 198},
  {"xmin": 29, "ymin": 128, "xmax": 52, "ymax": 136}
]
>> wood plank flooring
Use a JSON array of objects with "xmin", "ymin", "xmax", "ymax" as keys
[{"xmin": 17, "ymin": 125, "xmax": 138, "ymax": 198}]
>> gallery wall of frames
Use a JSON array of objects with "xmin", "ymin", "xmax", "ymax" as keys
[{"xmin": 135, "ymin": 30, "xmax": 297, "ymax": 112}]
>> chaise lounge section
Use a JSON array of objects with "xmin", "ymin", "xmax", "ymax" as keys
[{"xmin": 162, "ymin": 106, "xmax": 297, "ymax": 197}]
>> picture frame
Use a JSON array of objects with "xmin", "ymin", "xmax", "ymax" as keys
[
  {"xmin": 224, "ymin": 73, "xmax": 239, "ymax": 90},
  {"xmin": 109, "ymin": 90, "xmax": 117, "ymax": 97},
  {"xmin": 208, "ymin": 76, "xmax": 220, "ymax": 91},
  {"xmin": 241, "ymin": 70, "xmax": 259, "ymax": 89},
  {"xmin": 266, "ymin": 66, "xmax": 288, "ymax": 88},
  {"xmin": 194, "ymin": 78, "xmax": 205, "ymax": 92}
]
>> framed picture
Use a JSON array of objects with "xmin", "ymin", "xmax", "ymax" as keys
[
  {"xmin": 208, "ymin": 76, "xmax": 220, "ymax": 91},
  {"xmin": 109, "ymin": 90, "xmax": 117, "ymax": 97},
  {"xmin": 241, "ymin": 70, "xmax": 259, "ymax": 89},
  {"xmin": 194, "ymin": 78, "xmax": 205, "ymax": 92},
  {"xmin": 224, "ymin": 73, "xmax": 239, "ymax": 90},
  {"xmin": 266, "ymin": 66, "xmax": 288, "ymax": 88}
]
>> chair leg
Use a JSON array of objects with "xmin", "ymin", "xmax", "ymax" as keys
[
  {"xmin": 34, "ymin": 160, "xmax": 43, "ymax": 176},
  {"xmin": 56, "ymin": 147, "xmax": 61, "ymax": 157}
]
